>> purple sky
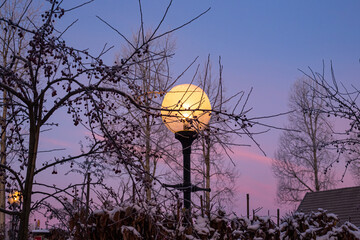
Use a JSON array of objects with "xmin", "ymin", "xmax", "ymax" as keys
[{"xmin": 36, "ymin": 0, "xmax": 360, "ymax": 220}]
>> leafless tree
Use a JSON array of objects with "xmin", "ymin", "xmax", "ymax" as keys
[
  {"xmin": 301, "ymin": 62, "xmax": 360, "ymax": 179},
  {"xmin": 344, "ymin": 136, "xmax": 360, "ymax": 184},
  {"xmin": 0, "ymin": 0, "xmax": 40, "ymax": 236},
  {"xmin": 190, "ymin": 57, "xmax": 239, "ymax": 215},
  {"xmin": 109, "ymin": 31, "xmax": 176, "ymax": 201},
  {"xmin": 0, "ymin": 0, "xmax": 183, "ymax": 237},
  {"xmin": 272, "ymin": 78, "xmax": 336, "ymax": 205}
]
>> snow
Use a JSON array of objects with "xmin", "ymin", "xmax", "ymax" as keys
[
  {"xmin": 248, "ymin": 223, "xmax": 260, "ymax": 231},
  {"xmin": 193, "ymin": 216, "xmax": 212, "ymax": 235},
  {"xmin": 74, "ymin": 202, "xmax": 360, "ymax": 239},
  {"xmin": 184, "ymin": 234, "xmax": 196, "ymax": 239},
  {"xmin": 92, "ymin": 209, "xmax": 105, "ymax": 215},
  {"xmin": 121, "ymin": 225, "xmax": 141, "ymax": 237},
  {"xmin": 107, "ymin": 207, "xmax": 120, "ymax": 219},
  {"xmin": 327, "ymin": 213, "xmax": 338, "ymax": 219},
  {"xmin": 31, "ymin": 229, "xmax": 50, "ymax": 233}
]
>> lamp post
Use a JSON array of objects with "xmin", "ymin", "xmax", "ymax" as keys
[
  {"xmin": 8, "ymin": 191, "xmax": 21, "ymax": 240},
  {"xmin": 161, "ymin": 84, "xmax": 212, "ymax": 224}
]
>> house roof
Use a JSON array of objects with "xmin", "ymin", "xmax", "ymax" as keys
[{"xmin": 297, "ymin": 186, "xmax": 360, "ymax": 226}]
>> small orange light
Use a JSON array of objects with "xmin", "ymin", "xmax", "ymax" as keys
[{"xmin": 8, "ymin": 191, "xmax": 21, "ymax": 205}]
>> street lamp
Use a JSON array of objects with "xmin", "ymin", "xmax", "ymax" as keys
[
  {"xmin": 161, "ymin": 84, "xmax": 211, "ymax": 224},
  {"xmin": 8, "ymin": 191, "xmax": 21, "ymax": 205}
]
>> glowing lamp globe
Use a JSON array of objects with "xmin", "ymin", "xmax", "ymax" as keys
[
  {"xmin": 161, "ymin": 84, "xmax": 211, "ymax": 133},
  {"xmin": 8, "ymin": 191, "xmax": 21, "ymax": 205}
]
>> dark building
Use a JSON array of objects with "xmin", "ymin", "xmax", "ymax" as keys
[{"xmin": 297, "ymin": 186, "xmax": 360, "ymax": 226}]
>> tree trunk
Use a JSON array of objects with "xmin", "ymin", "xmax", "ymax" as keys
[
  {"xmin": 144, "ymin": 82, "xmax": 151, "ymax": 201},
  {"xmin": 18, "ymin": 110, "xmax": 40, "ymax": 240},
  {"xmin": 0, "ymin": 90, "xmax": 7, "ymax": 237},
  {"xmin": 145, "ymin": 125, "xmax": 151, "ymax": 201},
  {"xmin": 203, "ymin": 136, "xmax": 211, "ymax": 216},
  {"xmin": 313, "ymin": 139, "xmax": 320, "ymax": 191}
]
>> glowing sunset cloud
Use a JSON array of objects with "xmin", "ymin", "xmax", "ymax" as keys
[
  {"xmin": 83, "ymin": 130, "xmax": 105, "ymax": 141},
  {"xmin": 231, "ymin": 148, "xmax": 273, "ymax": 165},
  {"xmin": 40, "ymin": 137, "xmax": 73, "ymax": 148}
]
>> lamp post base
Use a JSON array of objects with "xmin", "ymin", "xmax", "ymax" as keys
[
  {"xmin": 163, "ymin": 131, "xmax": 211, "ymax": 225},
  {"xmin": 175, "ymin": 131, "xmax": 197, "ymax": 218}
]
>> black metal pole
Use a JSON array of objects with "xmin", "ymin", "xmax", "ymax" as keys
[{"xmin": 175, "ymin": 130, "xmax": 197, "ymax": 224}]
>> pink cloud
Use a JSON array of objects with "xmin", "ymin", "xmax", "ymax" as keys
[
  {"xmin": 231, "ymin": 148, "xmax": 274, "ymax": 166},
  {"xmin": 83, "ymin": 130, "xmax": 105, "ymax": 141},
  {"xmin": 40, "ymin": 137, "xmax": 72, "ymax": 148}
]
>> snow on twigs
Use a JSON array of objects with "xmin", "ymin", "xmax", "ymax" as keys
[
  {"xmin": 69, "ymin": 203, "xmax": 360, "ymax": 240},
  {"xmin": 281, "ymin": 209, "xmax": 360, "ymax": 240}
]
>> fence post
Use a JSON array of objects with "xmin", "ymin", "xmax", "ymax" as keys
[
  {"xmin": 246, "ymin": 193, "xmax": 250, "ymax": 219},
  {"xmin": 200, "ymin": 195, "xmax": 204, "ymax": 217}
]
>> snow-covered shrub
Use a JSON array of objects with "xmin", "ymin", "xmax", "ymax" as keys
[
  {"xmin": 69, "ymin": 204, "xmax": 360, "ymax": 240},
  {"xmin": 281, "ymin": 209, "xmax": 360, "ymax": 240},
  {"xmin": 230, "ymin": 215, "xmax": 280, "ymax": 240}
]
